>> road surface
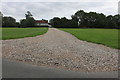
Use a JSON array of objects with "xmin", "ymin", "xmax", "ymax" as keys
[{"xmin": 2, "ymin": 59, "xmax": 118, "ymax": 78}]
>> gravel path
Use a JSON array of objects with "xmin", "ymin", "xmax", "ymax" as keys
[{"xmin": 2, "ymin": 28, "xmax": 118, "ymax": 72}]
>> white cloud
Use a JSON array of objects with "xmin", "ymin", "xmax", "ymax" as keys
[
  {"xmin": 1, "ymin": 0, "xmax": 119, "ymax": 2},
  {"xmin": 1, "ymin": 1, "xmax": 119, "ymax": 22},
  {"xmin": 119, "ymin": 1, "xmax": 120, "ymax": 14}
]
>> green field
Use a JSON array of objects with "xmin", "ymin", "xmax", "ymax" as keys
[
  {"xmin": 2, "ymin": 28, "xmax": 48, "ymax": 40},
  {"xmin": 60, "ymin": 28, "xmax": 119, "ymax": 49}
]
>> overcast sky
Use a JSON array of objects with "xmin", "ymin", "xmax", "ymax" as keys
[{"xmin": 1, "ymin": 0, "xmax": 119, "ymax": 22}]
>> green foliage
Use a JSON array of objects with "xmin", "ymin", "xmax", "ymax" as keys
[
  {"xmin": 2, "ymin": 11, "xmax": 35, "ymax": 28},
  {"xmin": 20, "ymin": 19, "xmax": 26, "ymax": 27},
  {"xmin": 2, "ymin": 28, "xmax": 48, "ymax": 40},
  {"xmin": 25, "ymin": 11, "xmax": 35, "ymax": 27},
  {"xmin": 50, "ymin": 17, "xmax": 78, "ymax": 28},
  {"xmin": 2, "ymin": 16, "xmax": 18, "ymax": 27},
  {"xmin": 73, "ymin": 10, "xmax": 120, "ymax": 28},
  {"xmin": 20, "ymin": 11, "xmax": 35, "ymax": 27},
  {"xmin": 26, "ymin": 17, "xmax": 35, "ymax": 27},
  {"xmin": 50, "ymin": 17, "xmax": 61, "ymax": 28},
  {"xmin": 50, "ymin": 10, "xmax": 120, "ymax": 29},
  {"xmin": 60, "ymin": 28, "xmax": 119, "ymax": 49}
]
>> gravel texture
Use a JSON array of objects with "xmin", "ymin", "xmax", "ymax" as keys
[{"xmin": 2, "ymin": 28, "xmax": 118, "ymax": 72}]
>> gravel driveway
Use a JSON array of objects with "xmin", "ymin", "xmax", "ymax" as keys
[{"xmin": 2, "ymin": 28, "xmax": 118, "ymax": 72}]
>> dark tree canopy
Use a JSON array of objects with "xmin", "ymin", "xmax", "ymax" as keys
[
  {"xmin": 2, "ymin": 16, "xmax": 17, "ymax": 27},
  {"xmin": 50, "ymin": 17, "xmax": 78, "ymax": 28},
  {"xmin": 20, "ymin": 19, "xmax": 26, "ymax": 28},
  {"xmin": 50, "ymin": 10, "xmax": 119, "ymax": 29},
  {"xmin": 50, "ymin": 17, "xmax": 61, "ymax": 28},
  {"xmin": 25, "ymin": 11, "xmax": 33, "ymax": 19},
  {"xmin": 24, "ymin": 11, "xmax": 35, "ymax": 27}
]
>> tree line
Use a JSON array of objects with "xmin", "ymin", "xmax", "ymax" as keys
[
  {"xmin": 50, "ymin": 10, "xmax": 120, "ymax": 29},
  {"xmin": 1, "ymin": 10, "xmax": 120, "ymax": 29},
  {"xmin": 2, "ymin": 11, "xmax": 35, "ymax": 28}
]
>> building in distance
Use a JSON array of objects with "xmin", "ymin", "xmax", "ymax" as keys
[{"xmin": 36, "ymin": 19, "xmax": 51, "ymax": 27}]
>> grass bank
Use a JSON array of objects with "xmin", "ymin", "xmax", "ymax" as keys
[
  {"xmin": 60, "ymin": 28, "xmax": 119, "ymax": 49},
  {"xmin": 2, "ymin": 28, "xmax": 48, "ymax": 40}
]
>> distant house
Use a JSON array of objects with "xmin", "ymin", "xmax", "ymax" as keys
[{"xmin": 36, "ymin": 19, "xmax": 51, "ymax": 27}]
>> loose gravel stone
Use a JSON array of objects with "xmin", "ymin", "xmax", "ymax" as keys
[{"xmin": 2, "ymin": 28, "xmax": 119, "ymax": 72}]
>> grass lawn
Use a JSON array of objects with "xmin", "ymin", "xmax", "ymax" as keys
[
  {"xmin": 2, "ymin": 28, "xmax": 48, "ymax": 40},
  {"xmin": 60, "ymin": 28, "xmax": 119, "ymax": 49}
]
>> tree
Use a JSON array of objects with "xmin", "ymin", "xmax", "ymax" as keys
[
  {"xmin": 113, "ymin": 14, "xmax": 120, "ymax": 29},
  {"xmin": 20, "ymin": 19, "xmax": 26, "ymax": 28},
  {"xmin": 50, "ymin": 17, "xmax": 61, "ymax": 28},
  {"xmin": 105, "ymin": 15, "xmax": 117, "ymax": 29},
  {"xmin": 15, "ymin": 22, "xmax": 20, "ymax": 27},
  {"xmin": 25, "ymin": 11, "xmax": 35, "ymax": 27},
  {"xmin": 50, "ymin": 17, "xmax": 79, "ymax": 28},
  {"xmin": 60, "ymin": 17, "xmax": 71, "ymax": 28},
  {"xmin": 25, "ymin": 11, "xmax": 33, "ymax": 18},
  {"xmin": 72, "ymin": 10, "xmax": 118, "ymax": 28},
  {"xmin": 0, "ymin": 12, "xmax": 3, "ymax": 27},
  {"xmin": 74, "ymin": 10, "xmax": 86, "ymax": 27},
  {"xmin": 70, "ymin": 16, "xmax": 79, "ymax": 28},
  {"xmin": 50, "ymin": 10, "xmax": 118, "ymax": 29},
  {"xmin": 2, "ymin": 16, "xmax": 17, "ymax": 27}
]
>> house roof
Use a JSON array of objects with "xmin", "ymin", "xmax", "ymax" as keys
[{"xmin": 36, "ymin": 20, "xmax": 48, "ymax": 23}]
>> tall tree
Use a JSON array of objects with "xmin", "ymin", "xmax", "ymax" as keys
[
  {"xmin": 74, "ymin": 10, "xmax": 85, "ymax": 27},
  {"xmin": 25, "ymin": 11, "xmax": 35, "ymax": 27}
]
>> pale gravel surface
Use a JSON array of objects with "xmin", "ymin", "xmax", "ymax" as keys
[{"xmin": 2, "ymin": 28, "xmax": 118, "ymax": 72}]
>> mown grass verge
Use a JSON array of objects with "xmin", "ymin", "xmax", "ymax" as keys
[
  {"xmin": 2, "ymin": 28, "xmax": 48, "ymax": 40},
  {"xmin": 60, "ymin": 28, "xmax": 119, "ymax": 49}
]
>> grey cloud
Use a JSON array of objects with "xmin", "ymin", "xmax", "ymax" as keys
[
  {"xmin": 1, "ymin": 1, "xmax": 118, "ymax": 22},
  {"xmin": 2, "ymin": 0, "xmax": 119, "ymax": 2},
  {"xmin": 118, "ymin": 1, "xmax": 120, "ymax": 14}
]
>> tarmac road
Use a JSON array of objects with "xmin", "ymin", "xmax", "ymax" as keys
[{"xmin": 2, "ymin": 59, "xmax": 118, "ymax": 78}]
